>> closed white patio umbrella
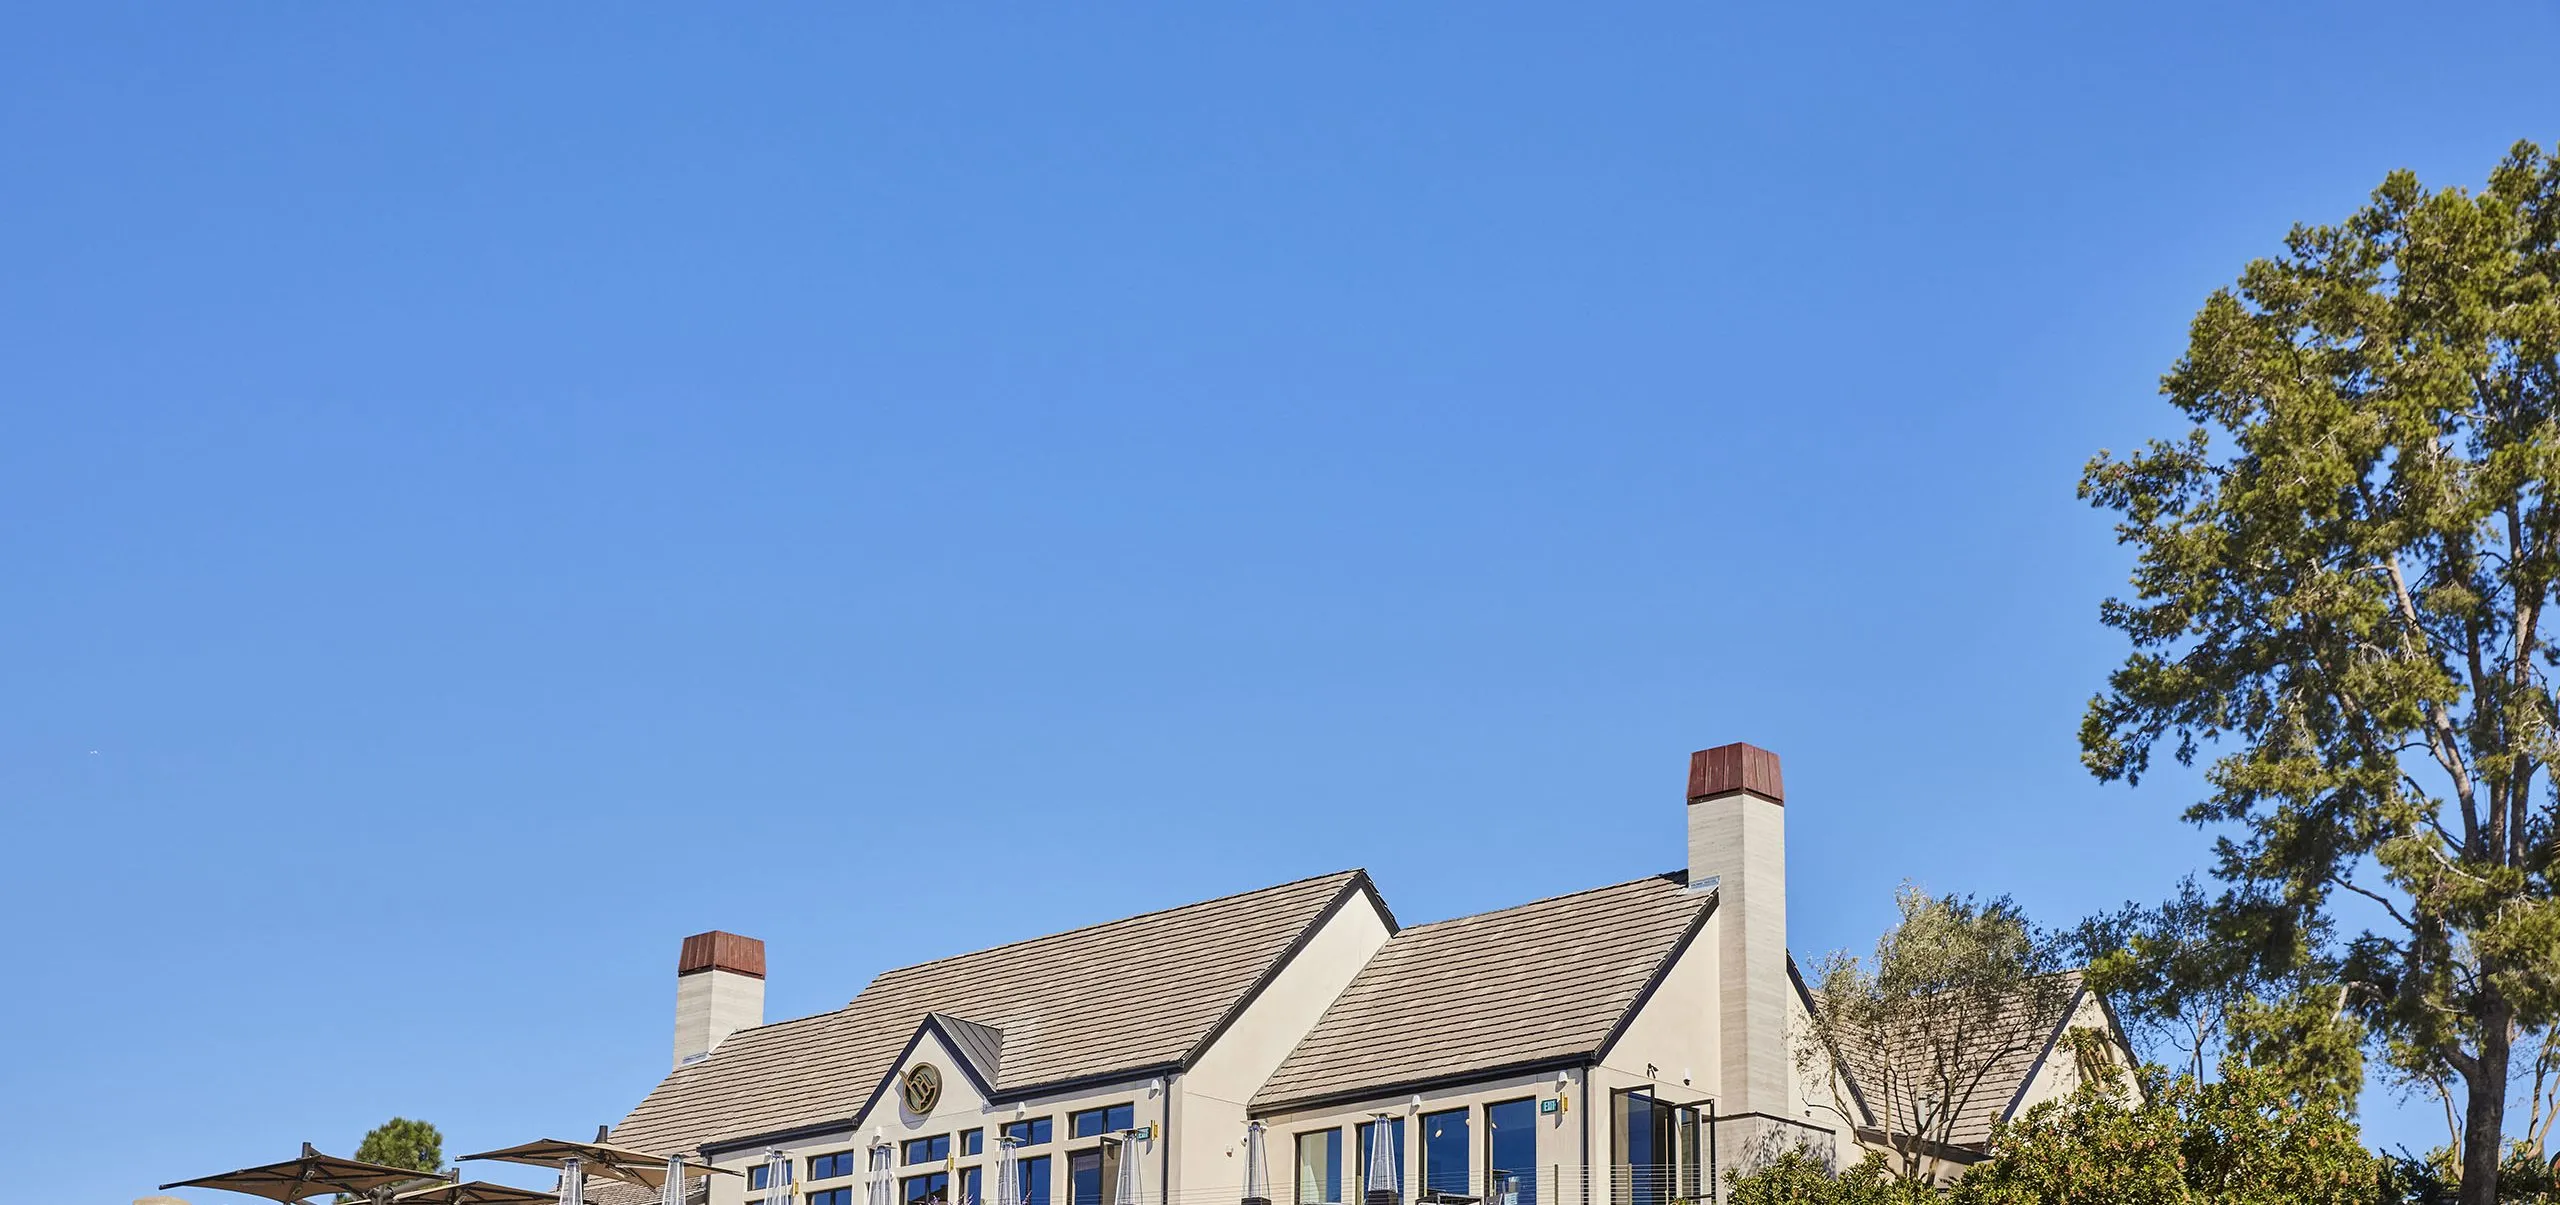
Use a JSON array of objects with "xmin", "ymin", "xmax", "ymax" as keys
[
  {"xmin": 761, "ymin": 1153, "xmax": 789, "ymax": 1205},
  {"xmin": 866, "ymin": 1142, "xmax": 896, "ymax": 1205},
  {"xmin": 1112, "ymin": 1136, "xmax": 1141, "ymax": 1205}
]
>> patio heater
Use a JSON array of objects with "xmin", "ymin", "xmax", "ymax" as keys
[
  {"xmin": 1240, "ymin": 1122, "xmax": 1270, "ymax": 1205},
  {"xmin": 991, "ymin": 1138, "xmax": 1021, "ymax": 1205},
  {"xmin": 1362, "ymin": 1117, "xmax": 1398, "ymax": 1205}
]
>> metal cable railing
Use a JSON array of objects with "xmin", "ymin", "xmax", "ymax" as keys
[{"xmin": 754, "ymin": 1163, "xmax": 1762, "ymax": 1205}]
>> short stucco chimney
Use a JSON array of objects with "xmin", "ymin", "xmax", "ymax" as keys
[
  {"xmin": 674, "ymin": 930, "xmax": 765, "ymax": 1069},
  {"xmin": 1686, "ymin": 744, "xmax": 1791, "ymax": 1137}
]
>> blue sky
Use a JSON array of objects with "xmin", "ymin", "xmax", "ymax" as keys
[{"xmin": 4, "ymin": 5, "xmax": 2555, "ymax": 1198}]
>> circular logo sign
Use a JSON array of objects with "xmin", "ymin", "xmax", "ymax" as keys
[{"xmin": 900, "ymin": 1063, "xmax": 944, "ymax": 1114}]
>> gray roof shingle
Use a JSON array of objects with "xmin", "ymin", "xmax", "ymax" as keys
[
  {"xmin": 1252, "ymin": 872, "xmax": 1714, "ymax": 1111},
  {"xmin": 613, "ymin": 870, "xmax": 1375, "ymax": 1154}
]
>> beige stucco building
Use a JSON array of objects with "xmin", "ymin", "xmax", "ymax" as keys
[{"xmin": 597, "ymin": 743, "xmax": 2128, "ymax": 1205}]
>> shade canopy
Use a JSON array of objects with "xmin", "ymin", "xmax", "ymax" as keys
[
  {"xmin": 461, "ymin": 1140, "xmax": 733, "ymax": 1189},
  {"xmin": 163, "ymin": 1143, "xmax": 439, "ymax": 1203},
  {"xmin": 387, "ymin": 1179, "xmax": 559, "ymax": 1205}
]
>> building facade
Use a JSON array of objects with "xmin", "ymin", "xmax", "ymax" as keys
[{"xmin": 600, "ymin": 743, "xmax": 2124, "ymax": 1205}]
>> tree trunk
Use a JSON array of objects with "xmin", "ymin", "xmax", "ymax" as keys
[{"xmin": 2460, "ymin": 1016, "xmax": 2514, "ymax": 1205}]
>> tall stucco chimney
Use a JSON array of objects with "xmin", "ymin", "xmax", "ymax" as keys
[
  {"xmin": 674, "ymin": 930, "xmax": 765, "ymax": 1070},
  {"xmin": 1686, "ymin": 744, "xmax": 1792, "ymax": 1142}
]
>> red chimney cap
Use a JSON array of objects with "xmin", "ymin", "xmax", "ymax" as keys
[
  {"xmin": 678, "ymin": 931, "xmax": 765, "ymax": 978},
  {"xmin": 1688, "ymin": 743, "xmax": 1783, "ymax": 804}
]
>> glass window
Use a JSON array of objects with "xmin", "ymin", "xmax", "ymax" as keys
[
  {"xmin": 811, "ymin": 1153, "xmax": 859, "ymax": 1181},
  {"xmin": 1068, "ymin": 1151, "xmax": 1103, "ymax": 1205},
  {"xmin": 906, "ymin": 1136, "xmax": 952, "ymax": 1166},
  {"xmin": 1295, "ymin": 1130, "xmax": 1343, "ymax": 1205},
  {"xmin": 1611, "ymin": 1093, "xmax": 1694, "ymax": 1205},
  {"xmin": 905, "ymin": 1173, "xmax": 952, "ymax": 1205},
  {"xmin": 962, "ymin": 1167, "xmax": 982, "ymax": 1205},
  {"xmin": 1616, "ymin": 1092, "xmax": 1658, "ymax": 1205},
  {"xmin": 1003, "ymin": 1118, "xmax": 1054, "ymax": 1147},
  {"xmin": 1069, "ymin": 1104, "xmax": 1135, "ymax": 1139},
  {"xmin": 960, "ymin": 1130, "xmax": 984, "ymax": 1157},
  {"xmin": 1672, "ymin": 1107, "xmax": 1700, "ymax": 1202},
  {"xmin": 1356, "ymin": 1119, "xmax": 1404, "ymax": 1203},
  {"xmin": 753, "ymin": 1165, "xmax": 796, "ymax": 1191},
  {"xmin": 1419, "ymin": 1109, "xmax": 1469, "ymax": 1200},
  {"xmin": 1484, "ymin": 1100, "xmax": 1536, "ymax": 1205},
  {"xmin": 812, "ymin": 1192, "xmax": 855, "ymax": 1205},
  {"xmin": 1017, "ymin": 1155, "xmax": 1052, "ymax": 1205}
]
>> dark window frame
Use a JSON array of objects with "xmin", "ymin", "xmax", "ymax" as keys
[
  {"xmin": 1295, "ymin": 1127, "xmax": 1344, "ymax": 1205},
  {"xmin": 1482, "ymin": 1099, "xmax": 1538, "ymax": 1205},
  {"xmin": 1067, "ymin": 1147, "xmax": 1107, "ymax": 1205},
  {"xmin": 1068, "ymin": 1103, "xmax": 1136, "ymax": 1140},
  {"xmin": 902, "ymin": 1171, "xmax": 953, "ymax": 1205},
  {"xmin": 1609, "ymin": 1089, "xmax": 1699, "ymax": 1205},
  {"xmin": 1356, "ymin": 1117, "xmax": 1406, "ymax": 1204},
  {"xmin": 1418, "ymin": 1107, "xmax": 1471, "ymax": 1201},
  {"xmin": 1016, "ymin": 1154, "xmax": 1053, "ymax": 1205},
  {"xmin": 1003, "ymin": 1117, "xmax": 1055, "ymax": 1147},
  {"xmin": 905, "ymin": 1135, "xmax": 953, "ymax": 1167}
]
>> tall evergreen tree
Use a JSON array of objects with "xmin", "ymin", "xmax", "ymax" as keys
[
  {"xmin": 2081, "ymin": 139, "xmax": 2560, "ymax": 1204},
  {"xmin": 350, "ymin": 1118, "xmax": 443, "ymax": 1193}
]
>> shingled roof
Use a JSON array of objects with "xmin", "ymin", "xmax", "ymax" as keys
[
  {"xmin": 613, "ymin": 869, "xmax": 1383, "ymax": 1154},
  {"xmin": 1253, "ymin": 872, "xmax": 1716, "ymax": 1111}
]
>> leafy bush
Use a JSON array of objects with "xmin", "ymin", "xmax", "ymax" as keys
[{"xmin": 1726, "ymin": 1067, "xmax": 2390, "ymax": 1204}]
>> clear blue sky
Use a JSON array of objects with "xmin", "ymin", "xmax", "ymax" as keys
[{"xmin": 4, "ymin": 5, "xmax": 2555, "ymax": 1199}]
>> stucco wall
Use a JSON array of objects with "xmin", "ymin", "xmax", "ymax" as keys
[{"xmin": 1175, "ymin": 893, "xmax": 1395, "ymax": 1201}]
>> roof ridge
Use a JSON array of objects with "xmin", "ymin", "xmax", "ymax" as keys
[
  {"xmin": 859, "ymin": 868, "xmax": 1366, "ymax": 989},
  {"xmin": 1400, "ymin": 869, "xmax": 1691, "ymax": 933}
]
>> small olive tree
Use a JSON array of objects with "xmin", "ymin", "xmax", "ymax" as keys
[{"xmin": 1798, "ymin": 886, "xmax": 2083, "ymax": 1184}]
